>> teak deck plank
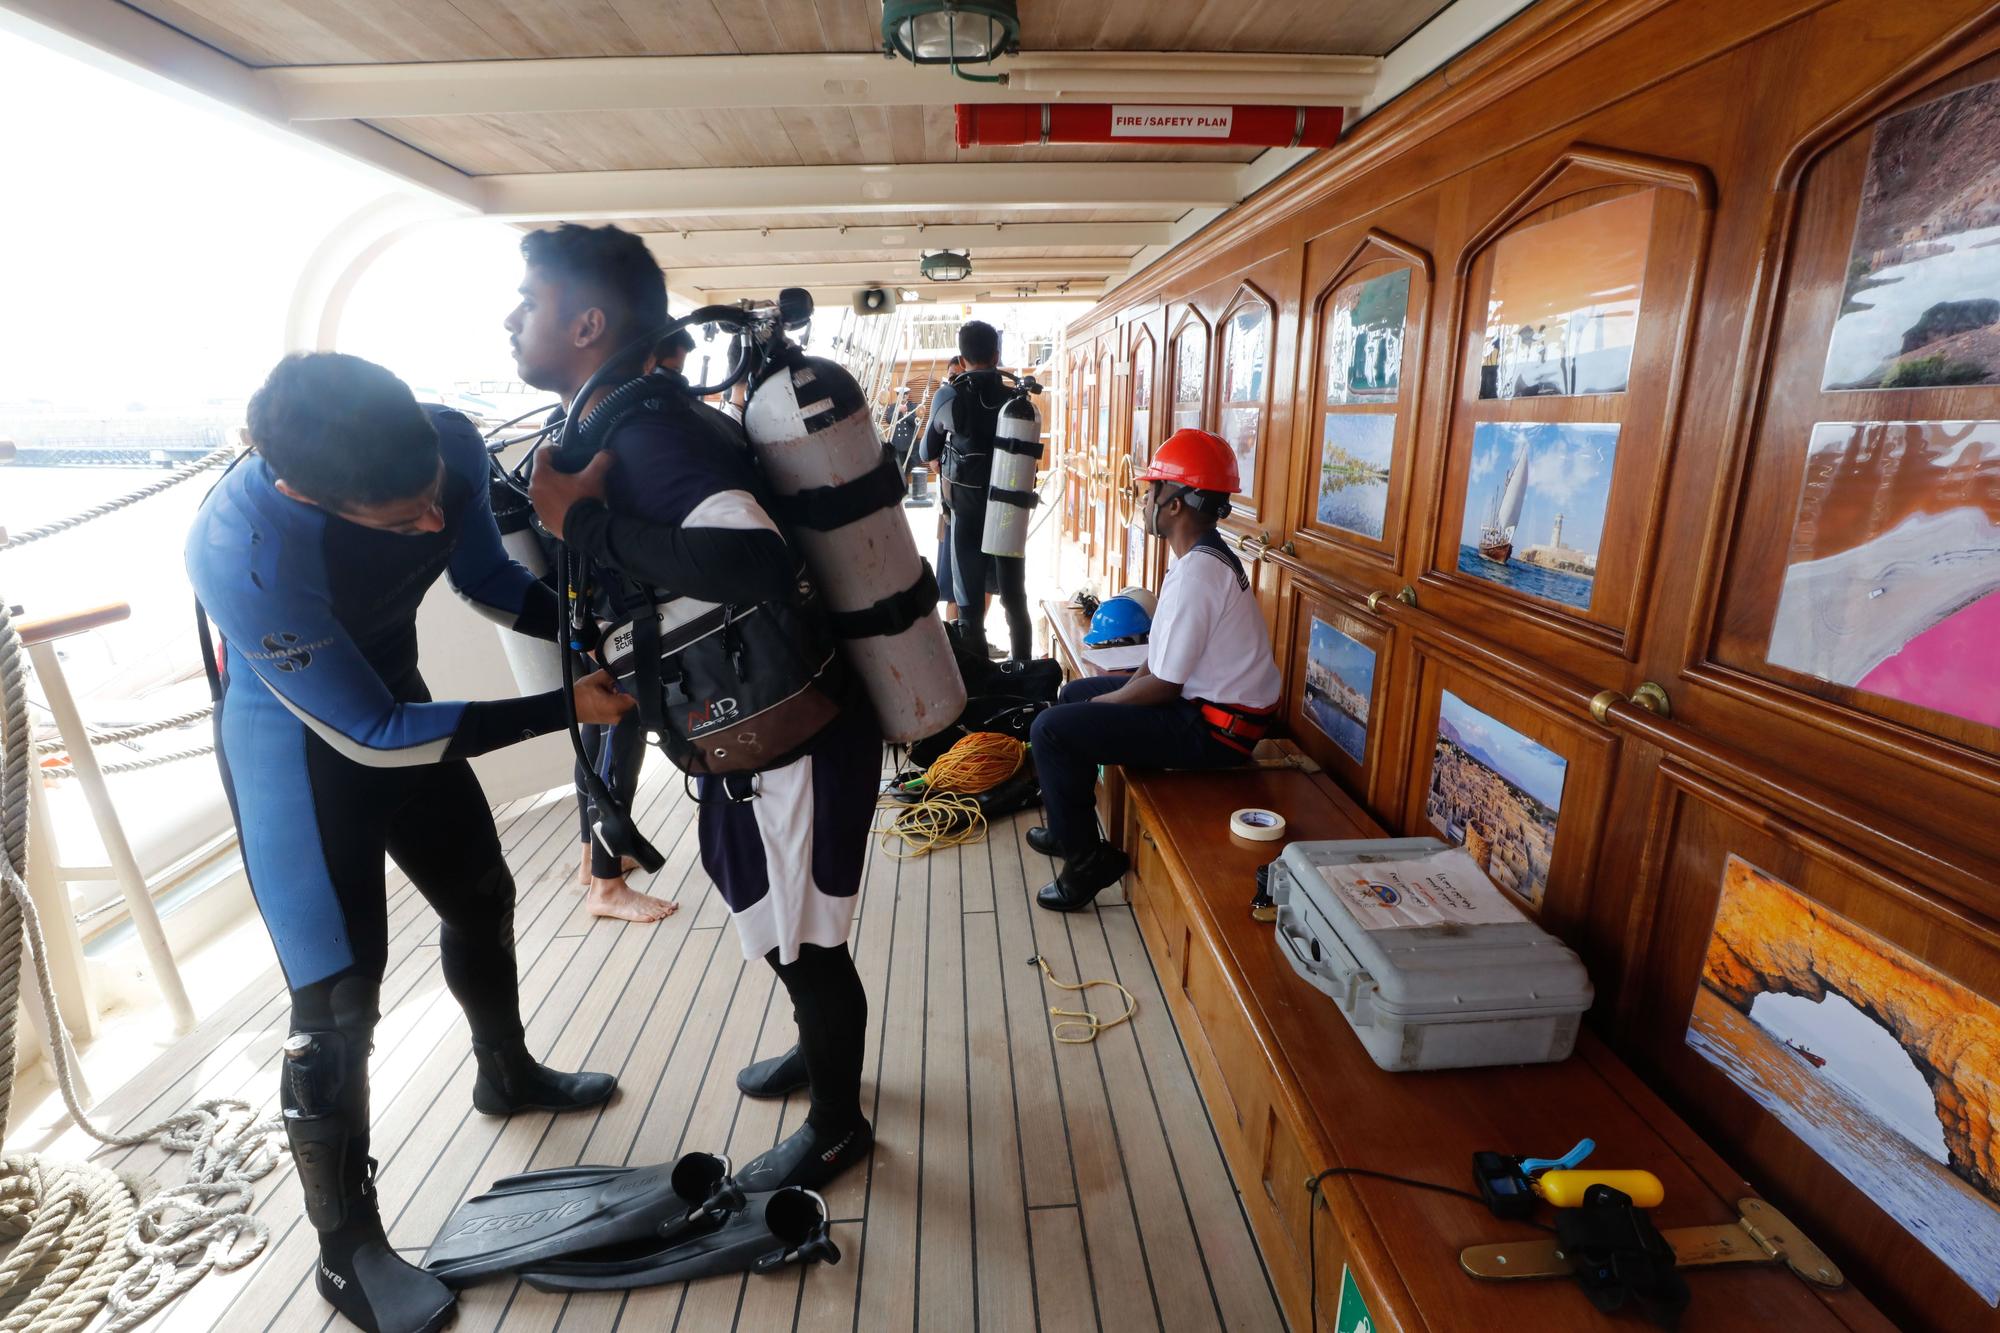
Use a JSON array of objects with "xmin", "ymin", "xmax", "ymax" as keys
[{"xmin": 62, "ymin": 758, "xmax": 1274, "ymax": 1332}]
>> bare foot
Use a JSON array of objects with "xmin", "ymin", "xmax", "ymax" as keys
[
  {"xmin": 580, "ymin": 847, "xmax": 644, "ymax": 886},
  {"xmin": 584, "ymin": 876, "xmax": 677, "ymax": 923}
]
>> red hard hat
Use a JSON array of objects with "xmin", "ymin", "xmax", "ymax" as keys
[{"xmin": 1135, "ymin": 428, "xmax": 1239, "ymax": 494}]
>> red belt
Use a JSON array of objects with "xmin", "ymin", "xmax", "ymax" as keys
[{"xmin": 1198, "ymin": 700, "xmax": 1276, "ymax": 753}]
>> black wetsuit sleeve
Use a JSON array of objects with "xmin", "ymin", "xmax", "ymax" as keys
[
  {"xmin": 920, "ymin": 384, "xmax": 954, "ymax": 464},
  {"xmin": 562, "ymin": 499, "xmax": 795, "ymax": 604}
]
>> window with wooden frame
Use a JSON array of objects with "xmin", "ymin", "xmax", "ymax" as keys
[
  {"xmin": 1170, "ymin": 309, "xmax": 1209, "ymax": 436},
  {"xmin": 1217, "ymin": 284, "xmax": 1274, "ymax": 517},
  {"xmin": 1425, "ymin": 149, "xmax": 1713, "ymax": 662},
  {"xmin": 1296, "ymin": 231, "xmax": 1432, "ymax": 573},
  {"xmin": 1123, "ymin": 328, "xmax": 1157, "ymax": 589},
  {"xmin": 1706, "ymin": 59, "xmax": 2000, "ymax": 765}
]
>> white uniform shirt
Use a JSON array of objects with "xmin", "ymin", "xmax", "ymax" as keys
[{"xmin": 1146, "ymin": 535, "xmax": 1283, "ymax": 709}]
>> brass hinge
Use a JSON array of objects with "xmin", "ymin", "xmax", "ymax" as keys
[{"xmin": 1460, "ymin": 1197, "xmax": 1843, "ymax": 1289}]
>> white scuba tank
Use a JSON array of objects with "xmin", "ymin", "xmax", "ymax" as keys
[
  {"xmin": 489, "ymin": 472, "xmax": 567, "ymax": 694},
  {"xmin": 744, "ymin": 354, "xmax": 965, "ymax": 744},
  {"xmin": 981, "ymin": 391, "xmax": 1043, "ymax": 558}
]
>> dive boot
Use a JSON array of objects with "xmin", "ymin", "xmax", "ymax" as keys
[
  {"xmin": 426, "ymin": 1152, "xmax": 740, "ymax": 1287},
  {"xmin": 1035, "ymin": 842, "xmax": 1131, "ymax": 912},
  {"xmin": 284, "ymin": 1028, "xmax": 453, "ymax": 1333},
  {"xmin": 736, "ymin": 1117, "xmax": 874, "ymax": 1192},
  {"xmin": 317, "ymin": 1189, "xmax": 456, "ymax": 1333},
  {"xmin": 471, "ymin": 1041, "xmax": 616, "ymax": 1115},
  {"xmin": 736, "ymin": 1045, "xmax": 810, "ymax": 1099},
  {"xmin": 1025, "ymin": 826, "xmax": 1063, "ymax": 857}
]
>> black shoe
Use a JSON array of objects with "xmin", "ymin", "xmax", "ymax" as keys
[
  {"xmin": 1036, "ymin": 844, "xmax": 1131, "ymax": 913},
  {"xmin": 736, "ymin": 1044, "xmax": 810, "ymax": 1099},
  {"xmin": 736, "ymin": 1118, "xmax": 874, "ymax": 1191},
  {"xmin": 1025, "ymin": 826, "xmax": 1063, "ymax": 857},
  {"xmin": 316, "ymin": 1200, "xmax": 455, "ymax": 1333},
  {"xmin": 471, "ymin": 1042, "xmax": 616, "ymax": 1116}
]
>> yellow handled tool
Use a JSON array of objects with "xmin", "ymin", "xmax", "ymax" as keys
[{"xmin": 1533, "ymin": 1169, "xmax": 1664, "ymax": 1208}]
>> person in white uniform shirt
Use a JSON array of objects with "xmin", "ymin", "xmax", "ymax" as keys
[{"xmin": 1027, "ymin": 428, "xmax": 1283, "ymax": 911}]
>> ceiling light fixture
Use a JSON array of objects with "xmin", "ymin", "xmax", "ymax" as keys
[
  {"xmin": 881, "ymin": 1, "xmax": 1019, "ymax": 84},
  {"xmin": 919, "ymin": 249, "xmax": 974, "ymax": 282}
]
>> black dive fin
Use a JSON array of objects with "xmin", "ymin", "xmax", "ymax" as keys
[
  {"xmin": 520, "ymin": 1187, "xmax": 840, "ymax": 1292},
  {"xmin": 424, "ymin": 1151, "xmax": 734, "ymax": 1287}
]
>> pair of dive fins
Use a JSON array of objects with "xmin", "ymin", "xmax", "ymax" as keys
[{"xmin": 423, "ymin": 1151, "xmax": 838, "ymax": 1292}]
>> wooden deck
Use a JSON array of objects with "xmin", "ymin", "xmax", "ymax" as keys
[{"xmin": 62, "ymin": 761, "xmax": 1284, "ymax": 1332}]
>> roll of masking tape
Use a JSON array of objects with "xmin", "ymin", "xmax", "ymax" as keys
[{"xmin": 1229, "ymin": 808, "xmax": 1287, "ymax": 842}]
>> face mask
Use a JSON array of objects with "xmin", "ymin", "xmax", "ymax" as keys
[{"xmin": 1144, "ymin": 487, "xmax": 1169, "ymax": 538}]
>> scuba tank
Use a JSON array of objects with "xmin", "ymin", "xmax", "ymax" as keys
[
  {"xmin": 488, "ymin": 468, "xmax": 566, "ymax": 694},
  {"xmin": 980, "ymin": 383, "xmax": 1043, "ymax": 558},
  {"xmin": 745, "ymin": 351, "xmax": 965, "ymax": 744}
]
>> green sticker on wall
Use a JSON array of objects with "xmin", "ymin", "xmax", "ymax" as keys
[{"xmin": 1334, "ymin": 1263, "xmax": 1374, "ymax": 1333}]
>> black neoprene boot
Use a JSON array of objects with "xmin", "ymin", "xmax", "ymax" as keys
[
  {"xmin": 737, "ymin": 1044, "xmax": 810, "ymax": 1098},
  {"xmin": 470, "ymin": 1041, "xmax": 616, "ymax": 1115},
  {"xmin": 1036, "ymin": 842, "xmax": 1131, "ymax": 912},
  {"xmin": 736, "ymin": 1117, "xmax": 875, "ymax": 1192},
  {"xmin": 284, "ymin": 1028, "xmax": 454, "ymax": 1333}
]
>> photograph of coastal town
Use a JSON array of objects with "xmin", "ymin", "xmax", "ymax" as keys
[
  {"xmin": 1425, "ymin": 690, "xmax": 1566, "ymax": 909},
  {"xmin": 1303, "ymin": 616, "xmax": 1376, "ymax": 764},
  {"xmin": 1766, "ymin": 420, "xmax": 2000, "ymax": 731},
  {"xmin": 1457, "ymin": 421, "xmax": 1619, "ymax": 611},
  {"xmin": 1317, "ymin": 412, "xmax": 1395, "ymax": 539},
  {"xmin": 1824, "ymin": 77, "xmax": 2000, "ymax": 391},
  {"xmin": 1324, "ymin": 266, "xmax": 1410, "ymax": 405},
  {"xmin": 1480, "ymin": 189, "xmax": 1652, "ymax": 399},
  {"xmin": 1687, "ymin": 856, "xmax": 2000, "ymax": 1304},
  {"xmin": 1220, "ymin": 303, "xmax": 1269, "ymax": 500}
]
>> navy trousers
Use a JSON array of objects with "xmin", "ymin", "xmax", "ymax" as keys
[{"xmin": 1028, "ymin": 675, "xmax": 1249, "ymax": 852}]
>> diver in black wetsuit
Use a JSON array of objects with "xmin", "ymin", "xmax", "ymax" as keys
[
  {"xmin": 185, "ymin": 353, "xmax": 636, "ymax": 1333},
  {"xmin": 509, "ymin": 225, "xmax": 877, "ymax": 1192}
]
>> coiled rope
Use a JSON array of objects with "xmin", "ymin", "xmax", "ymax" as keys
[
  {"xmin": 875, "ymin": 733, "xmax": 1026, "ymax": 859},
  {"xmin": 0, "ymin": 448, "xmax": 235, "ymax": 552},
  {"xmin": 1, "ymin": 596, "xmax": 283, "ymax": 1329}
]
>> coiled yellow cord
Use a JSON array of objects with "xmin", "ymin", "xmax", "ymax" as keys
[
  {"xmin": 1030, "ymin": 954, "xmax": 1136, "ymax": 1044},
  {"xmin": 876, "ymin": 733, "xmax": 1029, "ymax": 859}
]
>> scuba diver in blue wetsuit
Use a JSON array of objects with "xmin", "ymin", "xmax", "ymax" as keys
[{"xmin": 185, "ymin": 352, "xmax": 635, "ymax": 1333}]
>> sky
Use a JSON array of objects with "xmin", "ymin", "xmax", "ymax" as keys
[
  {"xmin": 1438, "ymin": 689, "xmax": 1568, "ymax": 810},
  {"xmin": 1308, "ymin": 616, "xmax": 1376, "ymax": 692},
  {"xmin": 0, "ymin": 28, "xmax": 563, "ymax": 412},
  {"xmin": 1462, "ymin": 420, "xmax": 1619, "ymax": 553}
]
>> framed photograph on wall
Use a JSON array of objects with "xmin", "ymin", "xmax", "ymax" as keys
[
  {"xmin": 1286, "ymin": 592, "xmax": 1392, "ymax": 801},
  {"xmin": 1218, "ymin": 285, "xmax": 1274, "ymax": 516}
]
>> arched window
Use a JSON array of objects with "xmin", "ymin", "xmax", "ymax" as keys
[
  {"xmin": 1218, "ymin": 287, "xmax": 1273, "ymax": 509},
  {"xmin": 1170, "ymin": 312, "xmax": 1208, "ymax": 434}
]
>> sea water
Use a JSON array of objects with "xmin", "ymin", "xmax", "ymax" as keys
[
  {"xmin": 1317, "ymin": 475, "xmax": 1389, "ymax": 540},
  {"xmin": 1303, "ymin": 689, "xmax": 1367, "ymax": 764},
  {"xmin": 1457, "ymin": 544, "xmax": 1593, "ymax": 611}
]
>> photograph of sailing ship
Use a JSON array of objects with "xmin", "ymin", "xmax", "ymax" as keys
[
  {"xmin": 1425, "ymin": 690, "xmax": 1566, "ymax": 908},
  {"xmin": 1303, "ymin": 616, "xmax": 1376, "ymax": 763},
  {"xmin": 1688, "ymin": 856, "xmax": 2000, "ymax": 1304},
  {"xmin": 1457, "ymin": 421, "xmax": 1619, "ymax": 610},
  {"xmin": 1316, "ymin": 412, "xmax": 1395, "ymax": 539},
  {"xmin": 1325, "ymin": 267, "xmax": 1410, "ymax": 405},
  {"xmin": 1824, "ymin": 77, "xmax": 2000, "ymax": 390},
  {"xmin": 1480, "ymin": 189, "xmax": 1652, "ymax": 399},
  {"xmin": 1766, "ymin": 420, "xmax": 2000, "ymax": 731}
]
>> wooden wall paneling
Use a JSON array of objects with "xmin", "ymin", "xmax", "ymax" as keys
[
  {"xmin": 1290, "ymin": 228, "xmax": 1437, "ymax": 585},
  {"xmin": 1681, "ymin": 33, "xmax": 2000, "ymax": 851},
  {"xmin": 1397, "ymin": 641, "xmax": 1617, "ymax": 942},
  {"xmin": 1627, "ymin": 770, "xmax": 2000, "ymax": 1332},
  {"xmin": 1417, "ymin": 149, "xmax": 1715, "ymax": 669}
]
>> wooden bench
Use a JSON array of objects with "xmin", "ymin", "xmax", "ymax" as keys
[{"xmin": 1112, "ymin": 762, "xmax": 1891, "ymax": 1332}]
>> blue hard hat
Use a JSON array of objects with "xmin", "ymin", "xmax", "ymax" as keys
[{"xmin": 1084, "ymin": 594, "xmax": 1153, "ymax": 646}]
